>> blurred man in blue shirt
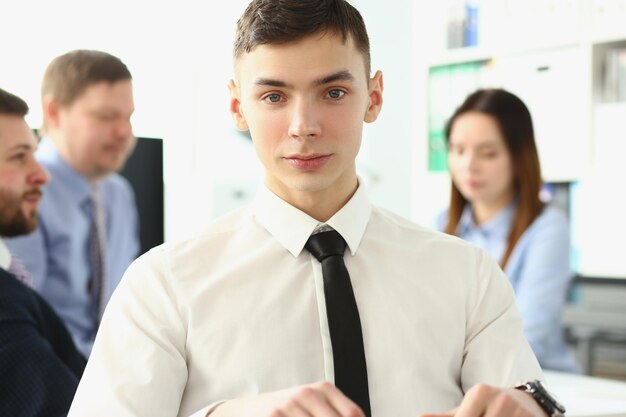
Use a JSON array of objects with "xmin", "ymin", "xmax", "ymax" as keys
[{"xmin": 6, "ymin": 50, "xmax": 140, "ymax": 357}]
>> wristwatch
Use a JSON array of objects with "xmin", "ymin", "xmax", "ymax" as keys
[{"xmin": 515, "ymin": 380, "xmax": 566, "ymax": 417}]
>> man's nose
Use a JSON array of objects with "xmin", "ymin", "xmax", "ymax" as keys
[
  {"xmin": 28, "ymin": 158, "xmax": 50, "ymax": 186},
  {"xmin": 287, "ymin": 98, "xmax": 322, "ymax": 140}
]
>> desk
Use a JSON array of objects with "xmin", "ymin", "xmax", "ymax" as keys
[
  {"xmin": 563, "ymin": 306, "xmax": 626, "ymax": 374},
  {"xmin": 544, "ymin": 370, "xmax": 626, "ymax": 416}
]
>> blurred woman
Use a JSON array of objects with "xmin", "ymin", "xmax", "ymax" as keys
[{"xmin": 438, "ymin": 88, "xmax": 580, "ymax": 373}]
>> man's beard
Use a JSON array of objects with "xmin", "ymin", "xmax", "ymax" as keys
[{"xmin": 0, "ymin": 188, "xmax": 39, "ymax": 237}]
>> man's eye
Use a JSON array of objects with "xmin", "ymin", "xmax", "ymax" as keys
[
  {"xmin": 327, "ymin": 89, "xmax": 345, "ymax": 99},
  {"xmin": 265, "ymin": 94, "xmax": 282, "ymax": 103}
]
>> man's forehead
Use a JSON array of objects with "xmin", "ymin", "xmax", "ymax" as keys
[
  {"xmin": 249, "ymin": 69, "xmax": 357, "ymax": 89},
  {"xmin": 234, "ymin": 36, "xmax": 367, "ymax": 87},
  {"xmin": 64, "ymin": 82, "xmax": 135, "ymax": 115},
  {"xmin": 0, "ymin": 115, "xmax": 37, "ymax": 149},
  {"xmin": 72, "ymin": 81, "xmax": 133, "ymax": 101},
  {"xmin": 236, "ymin": 31, "xmax": 361, "ymax": 61}
]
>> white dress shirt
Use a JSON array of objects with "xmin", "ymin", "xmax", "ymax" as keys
[
  {"xmin": 69, "ymin": 183, "xmax": 543, "ymax": 417},
  {"xmin": 0, "ymin": 239, "xmax": 11, "ymax": 271}
]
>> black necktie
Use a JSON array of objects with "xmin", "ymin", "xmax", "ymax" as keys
[{"xmin": 305, "ymin": 230, "xmax": 371, "ymax": 417}]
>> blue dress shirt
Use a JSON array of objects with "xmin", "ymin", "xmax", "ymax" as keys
[
  {"xmin": 437, "ymin": 202, "xmax": 581, "ymax": 373},
  {"xmin": 6, "ymin": 138, "xmax": 139, "ymax": 357}
]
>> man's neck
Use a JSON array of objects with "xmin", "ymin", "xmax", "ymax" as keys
[
  {"xmin": 297, "ymin": 189, "xmax": 357, "ymax": 222},
  {"xmin": 267, "ymin": 177, "xmax": 359, "ymax": 222},
  {"xmin": 47, "ymin": 134, "xmax": 105, "ymax": 185}
]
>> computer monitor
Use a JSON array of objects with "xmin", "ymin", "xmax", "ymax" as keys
[{"xmin": 119, "ymin": 137, "xmax": 164, "ymax": 255}]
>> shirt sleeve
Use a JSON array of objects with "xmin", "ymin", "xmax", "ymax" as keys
[
  {"xmin": 460, "ymin": 248, "xmax": 544, "ymax": 391},
  {"xmin": 5, "ymin": 225, "xmax": 48, "ymax": 289},
  {"xmin": 512, "ymin": 210, "xmax": 573, "ymax": 366},
  {"xmin": 68, "ymin": 247, "xmax": 193, "ymax": 417}
]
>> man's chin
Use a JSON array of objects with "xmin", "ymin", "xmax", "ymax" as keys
[
  {"xmin": 25, "ymin": 218, "xmax": 38, "ymax": 234},
  {"xmin": 0, "ymin": 219, "xmax": 37, "ymax": 237},
  {"xmin": 98, "ymin": 160, "xmax": 127, "ymax": 175},
  {"xmin": 19, "ymin": 211, "xmax": 38, "ymax": 235}
]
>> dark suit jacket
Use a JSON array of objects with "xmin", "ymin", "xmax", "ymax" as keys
[{"xmin": 0, "ymin": 267, "xmax": 86, "ymax": 417}]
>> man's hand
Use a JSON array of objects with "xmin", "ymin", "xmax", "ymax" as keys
[
  {"xmin": 419, "ymin": 384, "xmax": 548, "ymax": 417},
  {"xmin": 210, "ymin": 381, "xmax": 365, "ymax": 417}
]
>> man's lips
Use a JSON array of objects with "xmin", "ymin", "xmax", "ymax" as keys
[
  {"xmin": 104, "ymin": 144, "xmax": 127, "ymax": 154},
  {"xmin": 23, "ymin": 189, "xmax": 43, "ymax": 204},
  {"xmin": 284, "ymin": 154, "xmax": 331, "ymax": 170}
]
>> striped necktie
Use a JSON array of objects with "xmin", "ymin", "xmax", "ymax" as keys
[
  {"xmin": 87, "ymin": 189, "xmax": 107, "ymax": 320},
  {"xmin": 8, "ymin": 254, "xmax": 35, "ymax": 288}
]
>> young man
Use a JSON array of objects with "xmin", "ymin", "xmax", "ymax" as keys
[
  {"xmin": 6, "ymin": 50, "xmax": 140, "ymax": 357},
  {"xmin": 0, "ymin": 87, "xmax": 86, "ymax": 416},
  {"xmin": 69, "ymin": 1, "xmax": 561, "ymax": 416}
]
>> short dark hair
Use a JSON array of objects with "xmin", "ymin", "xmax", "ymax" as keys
[
  {"xmin": 234, "ymin": 0, "xmax": 371, "ymax": 76},
  {"xmin": 41, "ymin": 49, "xmax": 132, "ymax": 106},
  {"xmin": 0, "ymin": 88, "xmax": 29, "ymax": 117}
]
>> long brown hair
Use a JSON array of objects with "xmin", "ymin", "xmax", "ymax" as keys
[{"xmin": 444, "ymin": 88, "xmax": 544, "ymax": 268}]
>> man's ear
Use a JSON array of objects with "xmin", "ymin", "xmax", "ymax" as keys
[
  {"xmin": 228, "ymin": 80, "xmax": 249, "ymax": 131},
  {"xmin": 364, "ymin": 70, "xmax": 383, "ymax": 123},
  {"xmin": 42, "ymin": 97, "xmax": 62, "ymax": 130}
]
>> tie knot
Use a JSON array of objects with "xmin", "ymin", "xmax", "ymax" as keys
[{"xmin": 305, "ymin": 230, "xmax": 347, "ymax": 262}]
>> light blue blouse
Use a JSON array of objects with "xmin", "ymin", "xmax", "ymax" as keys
[
  {"xmin": 437, "ymin": 202, "xmax": 581, "ymax": 373},
  {"xmin": 6, "ymin": 138, "xmax": 139, "ymax": 357}
]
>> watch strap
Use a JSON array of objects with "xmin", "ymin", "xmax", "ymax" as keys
[{"xmin": 515, "ymin": 380, "xmax": 566, "ymax": 417}]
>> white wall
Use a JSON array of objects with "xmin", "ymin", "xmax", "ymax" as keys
[{"xmin": 356, "ymin": 0, "xmax": 414, "ymax": 220}]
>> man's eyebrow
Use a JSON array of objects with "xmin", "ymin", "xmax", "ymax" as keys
[
  {"xmin": 252, "ymin": 70, "xmax": 355, "ymax": 89},
  {"xmin": 253, "ymin": 78, "xmax": 293, "ymax": 88},
  {"xmin": 9, "ymin": 144, "xmax": 33, "ymax": 152},
  {"xmin": 314, "ymin": 70, "xmax": 355, "ymax": 86}
]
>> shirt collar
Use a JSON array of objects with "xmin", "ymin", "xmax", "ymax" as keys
[
  {"xmin": 0, "ymin": 238, "xmax": 11, "ymax": 270},
  {"xmin": 37, "ymin": 137, "xmax": 97, "ymax": 206},
  {"xmin": 458, "ymin": 200, "xmax": 516, "ymax": 238},
  {"xmin": 253, "ymin": 179, "xmax": 372, "ymax": 258}
]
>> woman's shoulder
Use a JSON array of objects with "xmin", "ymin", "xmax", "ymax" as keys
[
  {"xmin": 433, "ymin": 208, "xmax": 450, "ymax": 232},
  {"xmin": 527, "ymin": 204, "xmax": 570, "ymax": 238},
  {"xmin": 537, "ymin": 204, "xmax": 568, "ymax": 226}
]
